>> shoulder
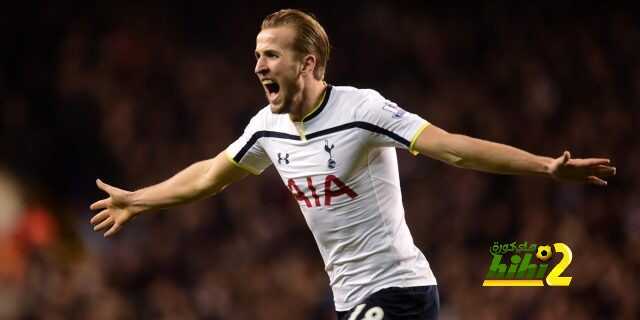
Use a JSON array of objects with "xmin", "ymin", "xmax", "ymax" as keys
[
  {"xmin": 253, "ymin": 105, "xmax": 273, "ymax": 123},
  {"xmin": 332, "ymin": 86, "xmax": 390, "ymax": 122},
  {"xmin": 330, "ymin": 85, "xmax": 387, "ymax": 119},
  {"xmin": 246, "ymin": 105, "xmax": 289, "ymax": 131},
  {"xmin": 331, "ymin": 85, "xmax": 385, "ymax": 103}
]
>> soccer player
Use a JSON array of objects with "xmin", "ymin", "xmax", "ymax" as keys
[{"xmin": 89, "ymin": 9, "xmax": 616, "ymax": 320}]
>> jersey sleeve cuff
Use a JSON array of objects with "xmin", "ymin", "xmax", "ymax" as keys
[
  {"xmin": 409, "ymin": 121, "xmax": 431, "ymax": 156},
  {"xmin": 225, "ymin": 149, "xmax": 261, "ymax": 175}
]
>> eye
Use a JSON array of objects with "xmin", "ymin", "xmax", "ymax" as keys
[
  {"xmin": 266, "ymin": 51, "xmax": 278, "ymax": 59},
  {"xmin": 255, "ymin": 51, "xmax": 279, "ymax": 61}
]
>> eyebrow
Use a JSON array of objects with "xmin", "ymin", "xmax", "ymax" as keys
[{"xmin": 255, "ymin": 49, "xmax": 280, "ymax": 58}]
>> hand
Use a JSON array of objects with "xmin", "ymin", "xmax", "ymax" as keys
[
  {"xmin": 549, "ymin": 151, "xmax": 616, "ymax": 186},
  {"xmin": 89, "ymin": 179, "xmax": 140, "ymax": 237}
]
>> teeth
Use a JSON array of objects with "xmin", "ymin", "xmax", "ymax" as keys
[{"xmin": 262, "ymin": 80, "xmax": 275, "ymax": 85}]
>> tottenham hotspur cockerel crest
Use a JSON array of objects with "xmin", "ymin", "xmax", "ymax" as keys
[{"xmin": 324, "ymin": 140, "xmax": 336, "ymax": 169}]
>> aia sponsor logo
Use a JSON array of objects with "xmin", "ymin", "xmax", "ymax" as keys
[{"xmin": 287, "ymin": 175, "xmax": 357, "ymax": 207}]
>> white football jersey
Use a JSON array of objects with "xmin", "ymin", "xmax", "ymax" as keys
[{"xmin": 226, "ymin": 85, "xmax": 437, "ymax": 311}]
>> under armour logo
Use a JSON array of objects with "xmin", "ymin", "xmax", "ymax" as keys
[
  {"xmin": 324, "ymin": 140, "xmax": 336, "ymax": 169},
  {"xmin": 277, "ymin": 153, "xmax": 290, "ymax": 165}
]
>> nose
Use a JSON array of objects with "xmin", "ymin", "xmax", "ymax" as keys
[{"xmin": 254, "ymin": 57, "xmax": 268, "ymax": 76}]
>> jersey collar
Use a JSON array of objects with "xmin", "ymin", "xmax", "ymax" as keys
[{"xmin": 302, "ymin": 85, "xmax": 332, "ymax": 123}]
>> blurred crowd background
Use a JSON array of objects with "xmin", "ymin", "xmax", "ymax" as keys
[{"xmin": 1, "ymin": 2, "xmax": 638, "ymax": 319}]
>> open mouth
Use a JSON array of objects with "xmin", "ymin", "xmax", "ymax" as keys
[{"xmin": 262, "ymin": 80, "xmax": 280, "ymax": 100}]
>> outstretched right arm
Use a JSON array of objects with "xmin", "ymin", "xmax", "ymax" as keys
[{"xmin": 89, "ymin": 151, "xmax": 249, "ymax": 237}]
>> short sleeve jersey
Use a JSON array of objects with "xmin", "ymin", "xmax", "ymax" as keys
[{"xmin": 226, "ymin": 85, "xmax": 437, "ymax": 311}]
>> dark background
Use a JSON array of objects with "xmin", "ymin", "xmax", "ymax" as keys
[{"xmin": 1, "ymin": 2, "xmax": 638, "ymax": 319}]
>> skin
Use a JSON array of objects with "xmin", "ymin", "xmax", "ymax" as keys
[
  {"xmin": 254, "ymin": 26, "xmax": 327, "ymax": 121},
  {"xmin": 414, "ymin": 125, "xmax": 615, "ymax": 185},
  {"xmin": 90, "ymin": 25, "xmax": 616, "ymax": 237}
]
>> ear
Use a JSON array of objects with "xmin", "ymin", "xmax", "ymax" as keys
[{"xmin": 300, "ymin": 54, "xmax": 317, "ymax": 76}]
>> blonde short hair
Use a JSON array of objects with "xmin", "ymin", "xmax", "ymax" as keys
[{"xmin": 261, "ymin": 9, "xmax": 330, "ymax": 80}]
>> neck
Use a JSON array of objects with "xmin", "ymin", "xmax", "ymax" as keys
[{"xmin": 289, "ymin": 80, "xmax": 327, "ymax": 122}]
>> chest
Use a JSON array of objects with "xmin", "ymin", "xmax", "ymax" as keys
[{"xmin": 262, "ymin": 130, "xmax": 371, "ymax": 180}]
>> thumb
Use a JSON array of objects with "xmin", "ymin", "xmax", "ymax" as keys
[
  {"xmin": 561, "ymin": 151, "xmax": 571, "ymax": 165},
  {"xmin": 96, "ymin": 179, "xmax": 115, "ymax": 193}
]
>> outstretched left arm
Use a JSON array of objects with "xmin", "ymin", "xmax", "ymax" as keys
[{"xmin": 413, "ymin": 124, "xmax": 616, "ymax": 186}]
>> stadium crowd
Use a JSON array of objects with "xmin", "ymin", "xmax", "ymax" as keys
[{"xmin": 1, "ymin": 2, "xmax": 638, "ymax": 319}]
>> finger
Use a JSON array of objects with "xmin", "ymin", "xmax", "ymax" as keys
[
  {"xmin": 104, "ymin": 222, "xmax": 121, "ymax": 237},
  {"xmin": 562, "ymin": 151, "xmax": 571, "ymax": 164},
  {"xmin": 577, "ymin": 158, "xmax": 611, "ymax": 166},
  {"xmin": 96, "ymin": 179, "xmax": 115, "ymax": 193},
  {"xmin": 591, "ymin": 165, "xmax": 616, "ymax": 177},
  {"xmin": 90, "ymin": 209, "xmax": 110, "ymax": 224},
  {"xmin": 90, "ymin": 198, "xmax": 110, "ymax": 211},
  {"xmin": 94, "ymin": 216, "xmax": 114, "ymax": 232},
  {"xmin": 586, "ymin": 176, "xmax": 607, "ymax": 186}
]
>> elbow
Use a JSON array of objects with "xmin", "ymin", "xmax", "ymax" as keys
[
  {"xmin": 433, "ymin": 139, "xmax": 465, "ymax": 167},
  {"xmin": 445, "ymin": 153, "xmax": 466, "ymax": 168},
  {"xmin": 438, "ymin": 133, "xmax": 472, "ymax": 168},
  {"xmin": 209, "ymin": 182, "xmax": 229, "ymax": 196},
  {"xmin": 200, "ymin": 178, "xmax": 227, "ymax": 198}
]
